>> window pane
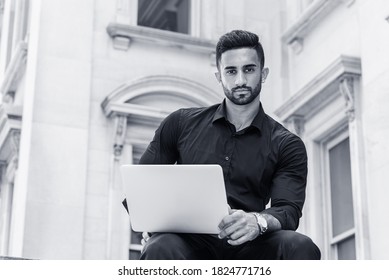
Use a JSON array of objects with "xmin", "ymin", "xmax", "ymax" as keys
[
  {"xmin": 329, "ymin": 138, "xmax": 354, "ymax": 237},
  {"xmin": 137, "ymin": 0, "xmax": 190, "ymax": 34},
  {"xmin": 131, "ymin": 230, "xmax": 142, "ymax": 244},
  {"xmin": 337, "ymin": 235, "xmax": 356, "ymax": 260}
]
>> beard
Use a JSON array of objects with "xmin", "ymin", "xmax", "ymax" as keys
[{"xmin": 222, "ymin": 82, "xmax": 262, "ymax": 105}]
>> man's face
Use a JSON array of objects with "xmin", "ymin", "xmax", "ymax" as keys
[{"xmin": 216, "ymin": 48, "xmax": 268, "ymax": 105}]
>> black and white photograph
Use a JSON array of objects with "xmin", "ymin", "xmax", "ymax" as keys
[{"xmin": 0, "ymin": 0, "xmax": 388, "ymax": 265}]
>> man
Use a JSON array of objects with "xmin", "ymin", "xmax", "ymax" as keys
[{"xmin": 137, "ymin": 30, "xmax": 321, "ymax": 260}]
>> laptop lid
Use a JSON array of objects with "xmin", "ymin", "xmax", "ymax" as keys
[{"xmin": 120, "ymin": 164, "xmax": 229, "ymax": 234}]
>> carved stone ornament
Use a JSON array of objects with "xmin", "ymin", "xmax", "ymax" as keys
[
  {"xmin": 113, "ymin": 115, "xmax": 127, "ymax": 160},
  {"xmin": 339, "ymin": 77, "xmax": 355, "ymax": 122}
]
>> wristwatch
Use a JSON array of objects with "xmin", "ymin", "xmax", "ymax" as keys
[{"xmin": 252, "ymin": 212, "xmax": 268, "ymax": 235}]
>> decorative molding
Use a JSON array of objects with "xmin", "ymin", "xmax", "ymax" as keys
[
  {"xmin": 274, "ymin": 55, "xmax": 361, "ymax": 125},
  {"xmin": 106, "ymin": 23, "xmax": 216, "ymax": 54},
  {"xmin": 103, "ymin": 75, "xmax": 222, "ymax": 159},
  {"xmin": 339, "ymin": 77, "xmax": 355, "ymax": 121},
  {"xmin": 113, "ymin": 115, "xmax": 127, "ymax": 160},
  {"xmin": 0, "ymin": 42, "xmax": 28, "ymax": 103},
  {"xmin": 101, "ymin": 75, "xmax": 221, "ymax": 118},
  {"xmin": 106, "ymin": 102, "xmax": 170, "ymax": 124},
  {"xmin": 112, "ymin": 36, "xmax": 131, "ymax": 51},
  {"xmin": 282, "ymin": 0, "xmax": 343, "ymax": 51},
  {"xmin": 289, "ymin": 38, "xmax": 304, "ymax": 54}
]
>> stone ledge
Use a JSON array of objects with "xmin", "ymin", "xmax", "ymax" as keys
[
  {"xmin": 106, "ymin": 23, "xmax": 216, "ymax": 54},
  {"xmin": 274, "ymin": 55, "xmax": 361, "ymax": 122}
]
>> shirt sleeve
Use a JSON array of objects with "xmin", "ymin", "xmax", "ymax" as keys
[
  {"xmin": 261, "ymin": 134, "xmax": 308, "ymax": 230},
  {"xmin": 139, "ymin": 109, "xmax": 182, "ymax": 164}
]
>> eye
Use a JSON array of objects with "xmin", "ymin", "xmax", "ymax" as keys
[
  {"xmin": 226, "ymin": 69, "xmax": 236, "ymax": 75},
  {"xmin": 245, "ymin": 67, "xmax": 255, "ymax": 73}
]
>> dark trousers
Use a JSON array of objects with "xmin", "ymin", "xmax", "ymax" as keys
[{"xmin": 140, "ymin": 230, "xmax": 321, "ymax": 260}]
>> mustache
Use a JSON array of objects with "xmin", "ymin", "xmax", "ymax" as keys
[{"xmin": 232, "ymin": 86, "xmax": 252, "ymax": 92}]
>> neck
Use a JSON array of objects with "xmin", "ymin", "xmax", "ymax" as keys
[{"xmin": 225, "ymin": 97, "xmax": 260, "ymax": 131}]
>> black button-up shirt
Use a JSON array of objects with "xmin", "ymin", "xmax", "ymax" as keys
[{"xmin": 139, "ymin": 100, "xmax": 307, "ymax": 230}]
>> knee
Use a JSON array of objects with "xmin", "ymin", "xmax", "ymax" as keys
[
  {"xmin": 140, "ymin": 233, "xmax": 181, "ymax": 260},
  {"xmin": 282, "ymin": 231, "xmax": 314, "ymax": 247},
  {"xmin": 279, "ymin": 231, "xmax": 321, "ymax": 260}
]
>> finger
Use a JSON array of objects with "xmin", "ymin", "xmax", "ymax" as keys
[
  {"xmin": 228, "ymin": 227, "xmax": 248, "ymax": 241},
  {"xmin": 218, "ymin": 210, "xmax": 244, "ymax": 230},
  {"xmin": 142, "ymin": 231, "xmax": 150, "ymax": 240},
  {"xmin": 218, "ymin": 215, "xmax": 231, "ymax": 230},
  {"xmin": 227, "ymin": 234, "xmax": 250, "ymax": 246},
  {"xmin": 218, "ymin": 215, "xmax": 235, "ymax": 231},
  {"xmin": 219, "ymin": 219, "xmax": 244, "ymax": 239}
]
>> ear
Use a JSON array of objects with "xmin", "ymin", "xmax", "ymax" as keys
[
  {"xmin": 214, "ymin": 72, "xmax": 221, "ymax": 83},
  {"xmin": 261, "ymin": 67, "xmax": 269, "ymax": 83}
]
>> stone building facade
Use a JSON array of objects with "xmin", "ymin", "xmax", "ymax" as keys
[{"xmin": 0, "ymin": 0, "xmax": 388, "ymax": 259}]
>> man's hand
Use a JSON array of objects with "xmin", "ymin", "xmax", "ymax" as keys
[
  {"xmin": 141, "ymin": 232, "xmax": 151, "ymax": 249},
  {"xmin": 218, "ymin": 207, "xmax": 260, "ymax": 246}
]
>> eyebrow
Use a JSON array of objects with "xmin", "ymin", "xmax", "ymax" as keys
[
  {"xmin": 223, "ymin": 64, "xmax": 258, "ymax": 70},
  {"xmin": 243, "ymin": 64, "xmax": 258, "ymax": 68}
]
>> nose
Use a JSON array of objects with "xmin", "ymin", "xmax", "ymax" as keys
[{"xmin": 235, "ymin": 71, "xmax": 247, "ymax": 87}]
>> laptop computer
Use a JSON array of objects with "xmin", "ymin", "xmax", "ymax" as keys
[{"xmin": 120, "ymin": 164, "xmax": 229, "ymax": 234}]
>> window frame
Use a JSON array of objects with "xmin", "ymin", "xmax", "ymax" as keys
[{"xmin": 321, "ymin": 129, "xmax": 356, "ymax": 259}]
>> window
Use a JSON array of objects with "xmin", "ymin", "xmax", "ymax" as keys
[
  {"xmin": 129, "ymin": 230, "xmax": 142, "ymax": 259},
  {"xmin": 137, "ymin": 0, "xmax": 190, "ymax": 34},
  {"xmin": 324, "ymin": 133, "xmax": 356, "ymax": 259}
]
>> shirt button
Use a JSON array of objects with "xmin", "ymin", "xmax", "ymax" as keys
[{"xmin": 225, "ymin": 156, "xmax": 230, "ymax": 161}]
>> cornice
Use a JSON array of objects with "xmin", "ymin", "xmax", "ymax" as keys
[
  {"xmin": 106, "ymin": 23, "xmax": 216, "ymax": 54},
  {"xmin": 101, "ymin": 74, "xmax": 221, "ymax": 119},
  {"xmin": 274, "ymin": 55, "xmax": 361, "ymax": 122},
  {"xmin": 104, "ymin": 102, "xmax": 170, "ymax": 122}
]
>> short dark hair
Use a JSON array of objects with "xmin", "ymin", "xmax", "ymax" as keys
[{"xmin": 216, "ymin": 30, "xmax": 265, "ymax": 69}]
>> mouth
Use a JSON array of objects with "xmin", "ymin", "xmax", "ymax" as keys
[
  {"xmin": 233, "ymin": 89, "xmax": 251, "ymax": 97},
  {"xmin": 233, "ymin": 88, "xmax": 251, "ymax": 93}
]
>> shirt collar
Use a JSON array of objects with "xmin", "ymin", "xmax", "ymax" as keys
[{"xmin": 212, "ymin": 99, "xmax": 266, "ymax": 132}]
